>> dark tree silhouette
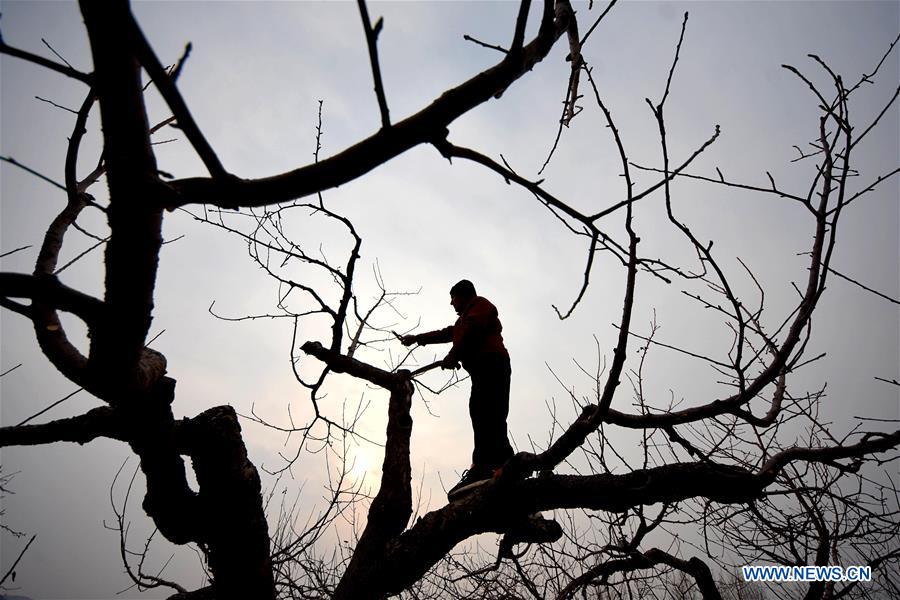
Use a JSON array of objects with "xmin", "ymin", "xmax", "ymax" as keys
[{"xmin": 1, "ymin": 1, "xmax": 898, "ymax": 599}]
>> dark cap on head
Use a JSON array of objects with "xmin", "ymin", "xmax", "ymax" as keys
[{"xmin": 450, "ymin": 279, "xmax": 476, "ymax": 299}]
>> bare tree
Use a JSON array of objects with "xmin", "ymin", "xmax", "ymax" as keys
[
  {"xmin": 0, "ymin": 0, "xmax": 593, "ymax": 597},
  {"xmin": 1, "ymin": 1, "xmax": 898, "ymax": 599}
]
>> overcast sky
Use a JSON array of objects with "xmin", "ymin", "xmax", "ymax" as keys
[{"xmin": 1, "ymin": 1, "xmax": 898, "ymax": 598}]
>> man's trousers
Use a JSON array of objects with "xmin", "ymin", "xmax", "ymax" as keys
[{"xmin": 466, "ymin": 353, "xmax": 514, "ymax": 468}]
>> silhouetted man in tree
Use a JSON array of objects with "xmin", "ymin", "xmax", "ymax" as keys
[{"xmin": 402, "ymin": 279, "xmax": 515, "ymax": 501}]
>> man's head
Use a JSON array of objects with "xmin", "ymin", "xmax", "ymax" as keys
[{"xmin": 449, "ymin": 279, "xmax": 476, "ymax": 314}]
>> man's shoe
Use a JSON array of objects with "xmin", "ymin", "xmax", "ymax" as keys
[{"xmin": 447, "ymin": 465, "xmax": 494, "ymax": 501}]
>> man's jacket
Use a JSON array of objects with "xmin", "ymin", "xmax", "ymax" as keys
[{"xmin": 417, "ymin": 296, "xmax": 509, "ymax": 370}]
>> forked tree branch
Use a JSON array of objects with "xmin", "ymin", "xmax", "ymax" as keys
[{"xmin": 126, "ymin": 6, "xmax": 227, "ymax": 179}]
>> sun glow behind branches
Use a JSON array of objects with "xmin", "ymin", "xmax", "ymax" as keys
[{"xmin": 348, "ymin": 446, "xmax": 383, "ymax": 485}]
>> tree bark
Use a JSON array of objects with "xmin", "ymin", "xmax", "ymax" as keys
[
  {"xmin": 332, "ymin": 379, "xmax": 414, "ymax": 600},
  {"xmin": 179, "ymin": 406, "xmax": 276, "ymax": 600}
]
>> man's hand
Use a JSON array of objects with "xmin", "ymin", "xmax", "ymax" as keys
[
  {"xmin": 440, "ymin": 355, "xmax": 460, "ymax": 370},
  {"xmin": 400, "ymin": 335, "xmax": 419, "ymax": 347}
]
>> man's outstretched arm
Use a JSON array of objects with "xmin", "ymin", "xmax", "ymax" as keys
[
  {"xmin": 401, "ymin": 326, "xmax": 453, "ymax": 347},
  {"xmin": 402, "ymin": 326, "xmax": 460, "ymax": 369}
]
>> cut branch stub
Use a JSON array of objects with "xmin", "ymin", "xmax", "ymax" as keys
[{"xmin": 300, "ymin": 340, "xmax": 400, "ymax": 389}]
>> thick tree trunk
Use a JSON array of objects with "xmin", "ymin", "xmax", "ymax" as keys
[
  {"xmin": 179, "ymin": 406, "xmax": 276, "ymax": 600},
  {"xmin": 78, "ymin": 3, "xmax": 277, "ymax": 596},
  {"xmin": 333, "ymin": 379, "xmax": 414, "ymax": 600}
]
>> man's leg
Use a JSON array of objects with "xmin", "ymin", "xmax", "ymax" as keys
[
  {"xmin": 450, "ymin": 357, "xmax": 513, "ymax": 500},
  {"xmin": 469, "ymin": 371, "xmax": 490, "ymax": 467},
  {"xmin": 469, "ymin": 355, "xmax": 513, "ymax": 469},
  {"xmin": 485, "ymin": 355, "xmax": 514, "ymax": 467}
]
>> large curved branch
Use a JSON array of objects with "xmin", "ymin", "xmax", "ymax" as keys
[
  {"xmin": 18, "ymin": 86, "xmax": 101, "ymax": 384},
  {"xmin": 1, "ymin": 271, "xmax": 100, "ymax": 389},
  {"xmin": 381, "ymin": 461, "xmax": 761, "ymax": 595},
  {"xmin": 382, "ymin": 427, "xmax": 900, "ymax": 594},
  {"xmin": 164, "ymin": 0, "xmax": 572, "ymax": 210}
]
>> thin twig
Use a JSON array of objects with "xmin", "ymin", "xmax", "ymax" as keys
[
  {"xmin": 463, "ymin": 34, "xmax": 508, "ymax": 54},
  {"xmin": 53, "ymin": 236, "xmax": 110, "ymax": 275},
  {"xmin": 579, "ymin": 0, "xmax": 618, "ymax": 47},
  {"xmin": 0, "ymin": 534, "xmax": 36, "ymax": 586},
  {"xmin": 0, "ymin": 245, "xmax": 32, "ymax": 259},
  {"xmin": 17, "ymin": 388, "xmax": 83, "ymax": 426},
  {"xmin": 34, "ymin": 95, "xmax": 78, "ymax": 114},
  {"xmin": 0, "ymin": 364, "xmax": 22, "ymax": 378},
  {"xmin": 41, "ymin": 39, "xmax": 74, "ymax": 69},
  {"xmin": 0, "ymin": 156, "xmax": 66, "ymax": 191},
  {"xmin": 659, "ymin": 12, "xmax": 689, "ymax": 109}
]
